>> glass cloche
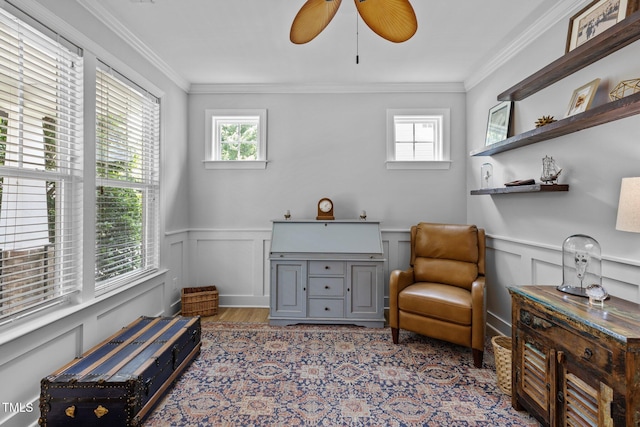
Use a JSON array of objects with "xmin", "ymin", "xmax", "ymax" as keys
[{"xmin": 557, "ymin": 234, "xmax": 602, "ymax": 297}]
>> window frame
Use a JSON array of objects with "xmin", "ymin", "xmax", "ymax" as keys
[
  {"xmin": 204, "ymin": 109, "xmax": 267, "ymax": 170},
  {"xmin": 94, "ymin": 65, "xmax": 161, "ymax": 295},
  {"xmin": 386, "ymin": 108, "xmax": 451, "ymax": 170}
]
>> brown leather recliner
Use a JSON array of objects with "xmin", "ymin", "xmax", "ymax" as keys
[{"xmin": 389, "ymin": 222, "xmax": 486, "ymax": 368}]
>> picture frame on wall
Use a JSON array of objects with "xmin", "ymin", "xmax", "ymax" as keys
[
  {"xmin": 565, "ymin": 78, "xmax": 601, "ymax": 117},
  {"xmin": 566, "ymin": 0, "xmax": 639, "ymax": 52},
  {"xmin": 485, "ymin": 101, "xmax": 513, "ymax": 146}
]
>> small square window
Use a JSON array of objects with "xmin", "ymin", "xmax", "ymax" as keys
[
  {"xmin": 204, "ymin": 109, "xmax": 267, "ymax": 169},
  {"xmin": 386, "ymin": 109, "xmax": 450, "ymax": 170}
]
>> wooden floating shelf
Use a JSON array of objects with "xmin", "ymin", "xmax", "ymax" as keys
[
  {"xmin": 470, "ymin": 184, "xmax": 569, "ymax": 195},
  {"xmin": 470, "ymin": 90, "xmax": 640, "ymax": 156},
  {"xmin": 498, "ymin": 10, "xmax": 640, "ymax": 101}
]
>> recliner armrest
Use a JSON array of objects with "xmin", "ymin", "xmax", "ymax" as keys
[
  {"xmin": 471, "ymin": 276, "xmax": 486, "ymax": 350},
  {"xmin": 389, "ymin": 268, "xmax": 415, "ymax": 328}
]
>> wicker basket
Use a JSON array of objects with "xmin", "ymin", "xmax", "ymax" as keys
[
  {"xmin": 181, "ymin": 286, "xmax": 219, "ymax": 317},
  {"xmin": 491, "ymin": 335, "xmax": 512, "ymax": 396}
]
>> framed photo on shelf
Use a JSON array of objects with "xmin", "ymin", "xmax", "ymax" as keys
[
  {"xmin": 485, "ymin": 101, "xmax": 513, "ymax": 146},
  {"xmin": 566, "ymin": 0, "xmax": 639, "ymax": 52},
  {"xmin": 565, "ymin": 78, "xmax": 601, "ymax": 117}
]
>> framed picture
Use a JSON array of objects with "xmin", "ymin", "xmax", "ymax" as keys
[
  {"xmin": 566, "ymin": 0, "xmax": 639, "ymax": 52},
  {"xmin": 485, "ymin": 101, "xmax": 513, "ymax": 146},
  {"xmin": 565, "ymin": 78, "xmax": 601, "ymax": 117}
]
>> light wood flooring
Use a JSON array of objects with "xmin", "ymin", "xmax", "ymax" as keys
[
  {"xmin": 199, "ymin": 307, "xmax": 389, "ymax": 326},
  {"xmin": 200, "ymin": 307, "xmax": 270, "ymax": 323}
]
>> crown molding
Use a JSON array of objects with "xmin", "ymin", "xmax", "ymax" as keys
[
  {"xmin": 16, "ymin": 0, "xmax": 585, "ymax": 95},
  {"xmin": 464, "ymin": 0, "xmax": 585, "ymax": 91},
  {"xmin": 1, "ymin": 0, "xmax": 165, "ymax": 97},
  {"xmin": 76, "ymin": 0, "xmax": 189, "ymax": 92},
  {"xmin": 189, "ymin": 82, "xmax": 466, "ymax": 95}
]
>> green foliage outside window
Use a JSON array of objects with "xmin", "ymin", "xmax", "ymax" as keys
[
  {"xmin": 95, "ymin": 112, "xmax": 143, "ymax": 281},
  {"xmin": 219, "ymin": 122, "xmax": 257, "ymax": 160},
  {"xmin": 95, "ymin": 183, "xmax": 142, "ymax": 280},
  {"xmin": 43, "ymin": 116, "xmax": 57, "ymax": 242}
]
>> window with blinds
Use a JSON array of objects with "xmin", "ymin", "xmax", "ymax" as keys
[
  {"xmin": 0, "ymin": 8, "xmax": 83, "ymax": 323},
  {"xmin": 95, "ymin": 65, "xmax": 159, "ymax": 294}
]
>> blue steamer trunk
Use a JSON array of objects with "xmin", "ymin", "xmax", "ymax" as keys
[{"xmin": 39, "ymin": 316, "xmax": 201, "ymax": 426}]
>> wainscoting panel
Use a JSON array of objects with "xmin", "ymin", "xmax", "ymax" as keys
[
  {"xmin": 187, "ymin": 229, "xmax": 413, "ymax": 308},
  {"xmin": 168, "ymin": 240, "xmax": 184, "ymax": 307},
  {"xmin": 381, "ymin": 230, "xmax": 412, "ymax": 307},
  {"xmin": 486, "ymin": 235, "xmax": 640, "ymax": 336},
  {"xmin": 0, "ymin": 325, "xmax": 82, "ymax": 426},
  {"xmin": 189, "ymin": 230, "xmax": 272, "ymax": 307},
  {"xmin": 165, "ymin": 230, "xmax": 189, "ymax": 312},
  {"xmin": 184, "ymin": 230, "xmax": 640, "ymax": 336},
  {"xmin": 196, "ymin": 239, "xmax": 255, "ymax": 293}
]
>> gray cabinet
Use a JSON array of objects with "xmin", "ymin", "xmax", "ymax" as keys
[
  {"xmin": 270, "ymin": 261, "xmax": 306, "ymax": 318},
  {"xmin": 269, "ymin": 220, "xmax": 385, "ymax": 328}
]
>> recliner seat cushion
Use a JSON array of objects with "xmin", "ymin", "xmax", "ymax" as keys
[{"xmin": 398, "ymin": 282, "xmax": 472, "ymax": 326}]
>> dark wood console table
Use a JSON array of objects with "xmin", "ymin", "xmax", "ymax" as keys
[{"xmin": 509, "ymin": 285, "xmax": 640, "ymax": 426}]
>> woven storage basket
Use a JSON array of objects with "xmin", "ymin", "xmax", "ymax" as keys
[
  {"xmin": 181, "ymin": 286, "xmax": 218, "ymax": 317},
  {"xmin": 491, "ymin": 335, "xmax": 512, "ymax": 396}
]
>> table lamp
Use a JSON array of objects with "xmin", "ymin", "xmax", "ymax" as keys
[
  {"xmin": 599, "ymin": 176, "xmax": 640, "ymax": 306},
  {"xmin": 616, "ymin": 177, "xmax": 640, "ymax": 233}
]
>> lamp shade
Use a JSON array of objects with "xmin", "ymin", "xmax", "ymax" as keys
[{"xmin": 616, "ymin": 177, "xmax": 640, "ymax": 233}]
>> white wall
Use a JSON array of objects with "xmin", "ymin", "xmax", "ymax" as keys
[
  {"xmin": 185, "ymin": 89, "xmax": 469, "ymax": 305},
  {"xmin": 188, "ymin": 90, "xmax": 468, "ymax": 229},
  {"xmin": 466, "ymin": 7, "xmax": 640, "ymax": 336}
]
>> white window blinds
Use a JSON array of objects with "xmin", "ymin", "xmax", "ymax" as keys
[
  {"xmin": 95, "ymin": 65, "xmax": 159, "ymax": 293},
  {"xmin": 0, "ymin": 8, "xmax": 83, "ymax": 323}
]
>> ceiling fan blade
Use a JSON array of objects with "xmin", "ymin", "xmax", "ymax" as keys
[
  {"xmin": 290, "ymin": 0, "xmax": 343, "ymax": 44},
  {"xmin": 354, "ymin": 0, "xmax": 417, "ymax": 43}
]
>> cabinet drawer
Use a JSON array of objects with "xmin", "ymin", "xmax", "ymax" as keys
[
  {"xmin": 309, "ymin": 261, "xmax": 345, "ymax": 276},
  {"xmin": 308, "ymin": 277, "xmax": 344, "ymax": 297},
  {"xmin": 308, "ymin": 299, "xmax": 345, "ymax": 318},
  {"xmin": 520, "ymin": 308, "xmax": 613, "ymax": 375}
]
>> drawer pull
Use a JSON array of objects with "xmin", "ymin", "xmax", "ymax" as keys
[
  {"xmin": 325, "ymin": 285, "xmax": 330, "ymax": 289},
  {"xmin": 324, "ymin": 307, "xmax": 330, "ymax": 311},
  {"xmin": 325, "ymin": 266, "xmax": 330, "ymax": 270},
  {"xmin": 583, "ymin": 348, "xmax": 593, "ymax": 360}
]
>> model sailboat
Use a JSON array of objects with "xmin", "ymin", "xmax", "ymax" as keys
[{"xmin": 541, "ymin": 155, "xmax": 562, "ymax": 184}]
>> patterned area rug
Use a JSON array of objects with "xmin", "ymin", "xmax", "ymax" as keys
[{"xmin": 144, "ymin": 322, "xmax": 539, "ymax": 426}]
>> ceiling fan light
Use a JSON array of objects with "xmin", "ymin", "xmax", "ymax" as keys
[
  {"xmin": 290, "ymin": 0, "xmax": 343, "ymax": 44},
  {"xmin": 355, "ymin": 0, "xmax": 417, "ymax": 43}
]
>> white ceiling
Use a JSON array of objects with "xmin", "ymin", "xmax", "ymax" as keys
[{"xmin": 78, "ymin": 0, "xmax": 582, "ymax": 91}]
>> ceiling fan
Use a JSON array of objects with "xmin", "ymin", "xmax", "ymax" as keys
[{"xmin": 290, "ymin": 0, "xmax": 417, "ymax": 44}]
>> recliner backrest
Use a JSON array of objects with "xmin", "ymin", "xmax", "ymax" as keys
[{"xmin": 410, "ymin": 222, "xmax": 481, "ymax": 290}]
